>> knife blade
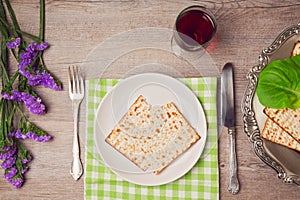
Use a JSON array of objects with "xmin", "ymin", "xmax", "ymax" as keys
[{"xmin": 221, "ymin": 63, "xmax": 240, "ymax": 194}]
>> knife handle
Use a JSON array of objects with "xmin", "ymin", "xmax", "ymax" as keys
[{"xmin": 228, "ymin": 128, "xmax": 240, "ymax": 194}]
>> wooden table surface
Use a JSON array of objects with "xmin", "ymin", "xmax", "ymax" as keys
[{"xmin": 1, "ymin": 0, "xmax": 299, "ymax": 199}]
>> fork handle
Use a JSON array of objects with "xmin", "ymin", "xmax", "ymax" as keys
[{"xmin": 70, "ymin": 103, "xmax": 83, "ymax": 180}]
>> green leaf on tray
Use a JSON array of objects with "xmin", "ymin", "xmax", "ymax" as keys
[{"xmin": 256, "ymin": 54, "xmax": 300, "ymax": 109}]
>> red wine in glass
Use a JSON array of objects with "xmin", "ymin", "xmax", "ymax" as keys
[{"xmin": 173, "ymin": 6, "xmax": 217, "ymax": 51}]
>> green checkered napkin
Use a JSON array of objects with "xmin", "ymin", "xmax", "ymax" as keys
[{"xmin": 84, "ymin": 77, "xmax": 219, "ymax": 200}]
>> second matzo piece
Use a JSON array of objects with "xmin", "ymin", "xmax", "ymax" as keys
[
  {"xmin": 105, "ymin": 95, "xmax": 200, "ymax": 174},
  {"xmin": 264, "ymin": 107, "xmax": 300, "ymax": 143},
  {"xmin": 261, "ymin": 118, "xmax": 300, "ymax": 152}
]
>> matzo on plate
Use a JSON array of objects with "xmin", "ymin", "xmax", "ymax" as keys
[{"xmin": 105, "ymin": 95, "xmax": 200, "ymax": 174}]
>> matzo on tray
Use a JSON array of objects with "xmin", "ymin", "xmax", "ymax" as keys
[
  {"xmin": 261, "ymin": 118, "xmax": 300, "ymax": 152},
  {"xmin": 264, "ymin": 107, "xmax": 300, "ymax": 143}
]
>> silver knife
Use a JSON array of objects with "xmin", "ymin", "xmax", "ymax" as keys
[{"xmin": 221, "ymin": 63, "xmax": 240, "ymax": 194}]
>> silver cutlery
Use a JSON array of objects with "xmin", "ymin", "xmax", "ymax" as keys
[
  {"xmin": 221, "ymin": 63, "xmax": 240, "ymax": 194},
  {"xmin": 68, "ymin": 66, "xmax": 84, "ymax": 180}
]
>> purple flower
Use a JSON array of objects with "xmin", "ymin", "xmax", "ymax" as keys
[
  {"xmin": 35, "ymin": 135, "xmax": 52, "ymax": 142},
  {"xmin": 1, "ymin": 145, "xmax": 11, "ymax": 151},
  {"xmin": 27, "ymin": 70, "xmax": 62, "ymax": 90},
  {"xmin": 18, "ymin": 50, "xmax": 38, "ymax": 72},
  {"xmin": 0, "ymin": 145, "xmax": 17, "ymax": 160},
  {"xmin": 18, "ymin": 42, "xmax": 47, "ymax": 73},
  {"xmin": 14, "ymin": 129, "xmax": 25, "ymax": 139},
  {"xmin": 7, "ymin": 132, "xmax": 15, "ymax": 138},
  {"xmin": 7, "ymin": 177, "xmax": 24, "ymax": 189},
  {"xmin": 26, "ymin": 42, "xmax": 48, "ymax": 52},
  {"xmin": 6, "ymin": 38, "xmax": 21, "ymax": 49},
  {"xmin": 15, "ymin": 130, "xmax": 52, "ymax": 142},
  {"xmin": 1, "ymin": 93, "xmax": 14, "ymax": 100},
  {"xmin": 23, "ymin": 96, "xmax": 45, "ymax": 115},
  {"xmin": 36, "ymin": 42, "xmax": 48, "ymax": 51},
  {"xmin": 1, "ymin": 156, "xmax": 16, "ymax": 169},
  {"xmin": 22, "ymin": 155, "xmax": 32, "ymax": 164},
  {"xmin": 2, "ymin": 90, "xmax": 46, "ymax": 115},
  {"xmin": 2, "ymin": 92, "xmax": 13, "ymax": 100},
  {"xmin": 15, "ymin": 41, "xmax": 61, "ymax": 90},
  {"xmin": 21, "ymin": 166, "xmax": 29, "ymax": 174},
  {"xmin": 26, "ymin": 132, "xmax": 38, "ymax": 141},
  {"xmin": 3, "ymin": 167, "xmax": 18, "ymax": 179},
  {"xmin": 14, "ymin": 130, "xmax": 26, "ymax": 139}
]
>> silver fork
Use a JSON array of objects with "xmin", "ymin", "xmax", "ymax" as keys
[{"xmin": 68, "ymin": 66, "xmax": 84, "ymax": 180}]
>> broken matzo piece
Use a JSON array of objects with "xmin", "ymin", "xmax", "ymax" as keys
[{"xmin": 105, "ymin": 95, "xmax": 200, "ymax": 174}]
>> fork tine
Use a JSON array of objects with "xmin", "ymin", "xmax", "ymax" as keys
[
  {"xmin": 73, "ymin": 66, "xmax": 79, "ymax": 93},
  {"xmin": 75, "ymin": 66, "xmax": 83, "ymax": 94},
  {"xmin": 68, "ymin": 65, "xmax": 84, "ymax": 96},
  {"xmin": 71, "ymin": 66, "xmax": 76, "ymax": 93},
  {"xmin": 68, "ymin": 66, "xmax": 72, "ymax": 94},
  {"xmin": 80, "ymin": 75, "xmax": 84, "ymax": 95},
  {"xmin": 77, "ymin": 66, "xmax": 80, "ymax": 93}
]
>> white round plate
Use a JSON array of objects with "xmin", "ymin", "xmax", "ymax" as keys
[{"xmin": 94, "ymin": 73, "xmax": 207, "ymax": 186}]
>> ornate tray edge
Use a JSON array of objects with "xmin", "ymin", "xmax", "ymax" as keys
[{"xmin": 241, "ymin": 23, "xmax": 300, "ymax": 186}]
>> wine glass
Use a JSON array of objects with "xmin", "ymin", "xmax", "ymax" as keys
[{"xmin": 171, "ymin": 5, "xmax": 217, "ymax": 59}]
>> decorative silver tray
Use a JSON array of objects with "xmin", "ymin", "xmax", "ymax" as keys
[{"xmin": 242, "ymin": 23, "xmax": 300, "ymax": 186}]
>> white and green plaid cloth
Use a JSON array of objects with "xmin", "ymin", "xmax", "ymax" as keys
[{"xmin": 84, "ymin": 77, "xmax": 219, "ymax": 200}]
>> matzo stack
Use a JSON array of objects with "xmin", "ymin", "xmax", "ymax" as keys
[
  {"xmin": 264, "ymin": 107, "xmax": 300, "ymax": 143},
  {"xmin": 261, "ymin": 118, "xmax": 300, "ymax": 152},
  {"xmin": 105, "ymin": 95, "xmax": 200, "ymax": 174}
]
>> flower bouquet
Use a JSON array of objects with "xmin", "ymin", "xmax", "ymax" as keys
[{"xmin": 0, "ymin": 0, "xmax": 62, "ymax": 188}]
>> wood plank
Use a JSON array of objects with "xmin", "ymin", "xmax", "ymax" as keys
[{"xmin": 1, "ymin": 0, "xmax": 300, "ymax": 199}]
